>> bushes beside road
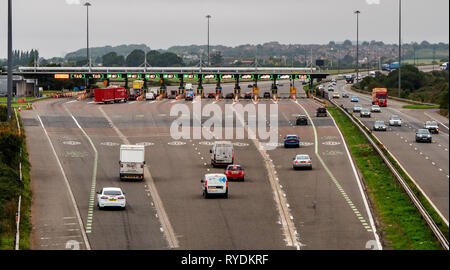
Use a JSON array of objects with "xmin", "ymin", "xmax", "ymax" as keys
[
  {"xmin": 0, "ymin": 106, "xmax": 31, "ymax": 250},
  {"xmin": 356, "ymin": 65, "xmax": 449, "ymax": 117}
]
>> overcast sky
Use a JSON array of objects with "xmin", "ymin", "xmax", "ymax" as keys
[{"xmin": 0, "ymin": 0, "xmax": 448, "ymax": 58}]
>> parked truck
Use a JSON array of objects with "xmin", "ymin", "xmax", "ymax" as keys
[
  {"xmin": 119, "ymin": 145, "xmax": 145, "ymax": 181},
  {"xmin": 94, "ymin": 87, "xmax": 128, "ymax": 103},
  {"xmin": 372, "ymin": 88, "xmax": 388, "ymax": 107}
]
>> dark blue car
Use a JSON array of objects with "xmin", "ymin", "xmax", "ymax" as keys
[{"xmin": 284, "ymin": 135, "xmax": 300, "ymax": 148}]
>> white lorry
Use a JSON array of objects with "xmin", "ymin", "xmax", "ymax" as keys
[{"xmin": 119, "ymin": 145, "xmax": 145, "ymax": 180}]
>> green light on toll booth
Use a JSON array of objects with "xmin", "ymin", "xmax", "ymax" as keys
[
  {"xmin": 257, "ymin": 74, "xmax": 273, "ymax": 80},
  {"xmin": 239, "ymin": 74, "xmax": 254, "ymax": 79},
  {"xmin": 219, "ymin": 74, "xmax": 234, "ymax": 79},
  {"xmin": 183, "ymin": 74, "xmax": 199, "ymax": 79},
  {"xmin": 127, "ymin": 74, "xmax": 142, "ymax": 79},
  {"xmin": 145, "ymin": 74, "xmax": 160, "ymax": 79},
  {"xmin": 107, "ymin": 74, "xmax": 122, "ymax": 79},
  {"xmin": 163, "ymin": 74, "xmax": 177, "ymax": 79},
  {"xmin": 277, "ymin": 74, "xmax": 292, "ymax": 80},
  {"xmin": 202, "ymin": 74, "xmax": 217, "ymax": 79},
  {"xmin": 70, "ymin": 74, "xmax": 85, "ymax": 79}
]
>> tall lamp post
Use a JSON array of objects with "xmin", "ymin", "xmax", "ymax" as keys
[
  {"xmin": 398, "ymin": 0, "xmax": 402, "ymax": 98},
  {"xmin": 6, "ymin": 0, "xmax": 13, "ymax": 120},
  {"xmin": 354, "ymin": 10, "xmax": 361, "ymax": 84},
  {"xmin": 84, "ymin": 2, "xmax": 91, "ymax": 71},
  {"xmin": 206, "ymin": 15, "xmax": 211, "ymax": 66}
]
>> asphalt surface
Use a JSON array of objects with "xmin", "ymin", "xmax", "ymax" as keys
[
  {"xmin": 329, "ymin": 80, "xmax": 449, "ymax": 223},
  {"xmin": 22, "ymin": 82, "xmax": 381, "ymax": 250}
]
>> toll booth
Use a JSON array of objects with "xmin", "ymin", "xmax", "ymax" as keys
[
  {"xmin": 271, "ymin": 83, "xmax": 278, "ymax": 97},
  {"xmin": 197, "ymin": 85, "xmax": 204, "ymax": 98}
]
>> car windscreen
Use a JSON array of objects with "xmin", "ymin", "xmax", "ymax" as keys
[
  {"xmin": 286, "ymin": 136, "xmax": 298, "ymax": 140},
  {"xmin": 227, "ymin": 166, "xmax": 242, "ymax": 171},
  {"xmin": 104, "ymin": 190, "xmax": 122, "ymax": 195},
  {"xmin": 376, "ymin": 94, "xmax": 387, "ymax": 99},
  {"xmin": 426, "ymin": 121, "xmax": 438, "ymax": 126},
  {"xmin": 391, "ymin": 116, "xmax": 400, "ymax": 120},
  {"xmin": 375, "ymin": 121, "xmax": 385, "ymax": 125},
  {"xmin": 296, "ymin": 155, "xmax": 309, "ymax": 160},
  {"xmin": 418, "ymin": 129, "xmax": 430, "ymax": 134}
]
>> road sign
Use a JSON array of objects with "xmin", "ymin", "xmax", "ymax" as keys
[
  {"xmin": 90, "ymin": 74, "xmax": 104, "ymax": 79},
  {"xmin": 163, "ymin": 74, "xmax": 177, "ymax": 79},
  {"xmin": 277, "ymin": 74, "xmax": 292, "ymax": 80},
  {"xmin": 295, "ymin": 74, "xmax": 311, "ymax": 80},
  {"xmin": 54, "ymin": 74, "xmax": 70, "ymax": 79}
]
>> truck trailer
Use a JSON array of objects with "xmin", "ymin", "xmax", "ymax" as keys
[
  {"xmin": 94, "ymin": 87, "xmax": 128, "ymax": 103},
  {"xmin": 119, "ymin": 145, "xmax": 145, "ymax": 181}
]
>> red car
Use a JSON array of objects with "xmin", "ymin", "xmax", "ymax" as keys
[{"xmin": 225, "ymin": 165, "xmax": 245, "ymax": 181}]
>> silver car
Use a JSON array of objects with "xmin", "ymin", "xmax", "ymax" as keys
[
  {"xmin": 293, "ymin": 154, "xmax": 312, "ymax": 170},
  {"xmin": 371, "ymin": 105, "xmax": 381, "ymax": 113},
  {"xmin": 353, "ymin": 105, "xmax": 362, "ymax": 112},
  {"xmin": 360, "ymin": 109, "xmax": 371, "ymax": 118},
  {"xmin": 389, "ymin": 115, "xmax": 402, "ymax": 126},
  {"xmin": 373, "ymin": 121, "xmax": 387, "ymax": 131}
]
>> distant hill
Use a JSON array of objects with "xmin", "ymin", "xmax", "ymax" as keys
[{"xmin": 64, "ymin": 44, "xmax": 151, "ymax": 60}]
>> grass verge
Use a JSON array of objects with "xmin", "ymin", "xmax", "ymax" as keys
[
  {"xmin": 328, "ymin": 106, "xmax": 444, "ymax": 250},
  {"xmin": 403, "ymin": 105, "xmax": 440, "ymax": 109},
  {"xmin": 0, "ymin": 107, "xmax": 32, "ymax": 250}
]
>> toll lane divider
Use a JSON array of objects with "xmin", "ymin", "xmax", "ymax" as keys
[{"xmin": 329, "ymin": 99, "xmax": 449, "ymax": 250}]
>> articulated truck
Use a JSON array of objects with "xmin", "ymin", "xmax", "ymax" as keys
[
  {"xmin": 94, "ymin": 88, "xmax": 128, "ymax": 103},
  {"xmin": 372, "ymin": 88, "xmax": 388, "ymax": 107},
  {"xmin": 119, "ymin": 145, "xmax": 145, "ymax": 181}
]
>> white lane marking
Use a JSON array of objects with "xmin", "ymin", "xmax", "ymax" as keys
[
  {"xmin": 129, "ymin": 101, "xmax": 137, "ymax": 104},
  {"xmin": 65, "ymin": 100, "xmax": 78, "ymax": 104},
  {"xmin": 37, "ymin": 115, "xmax": 91, "ymax": 250},
  {"xmin": 98, "ymin": 106, "xmax": 179, "ymax": 248},
  {"xmin": 295, "ymin": 101, "xmax": 381, "ymax": 249},
  {"xmin": 64, "ymin": 106, "xmax": 98, "ymax": 235}
]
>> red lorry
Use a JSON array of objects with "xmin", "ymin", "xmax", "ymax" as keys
[
  {"xmin": 372, "ymin": 88, "xmax": 388, "ymax": 107},
  {"xmin": 94, "ymin": 88, "xmax": 128, "ymax": 104}
]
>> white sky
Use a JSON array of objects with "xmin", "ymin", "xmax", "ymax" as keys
[{"xmin": 0, "ymin": 0, "xmax": 448, "ymax": 58}]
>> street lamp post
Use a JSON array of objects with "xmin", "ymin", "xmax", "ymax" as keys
[
  {"xmin": 354, "ymin": 10, "xmax": 361, "ymax": 84},
  {"xmin": 84, "ymin": 2, "xmax": 91, "ymax": 71},
  {"xmin": 206, "ymin": 15, "xmax": 211, "ymax": 66},
  {"xmin": 6, "ymin": 0, "xmax": 13, "ymax": 120},
  {"xmin": 398, "ymin": 0, "xmax": 402, "ymax": 98}
]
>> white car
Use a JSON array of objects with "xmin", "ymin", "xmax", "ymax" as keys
[
  {"xmin": 201, "ymin": 174, "xmax": 228, "ymax": 198},
  {"xmin": 145, "ymin": 92, "xmax": 155, "ymax": 100},
  {"xmin": 371, "ymin": 105, "xmax": 381, "ymax": 113},
  {"xmin": 293, "ymin": 154, "xmax": 312, "ymax": 170},
  {"xmin": 97, "ymin": 187, "xmax": 126, "ymax": 210},
  {"xmin": 389, "ymin": 115, "xmax": 402, "ymax": 126}
]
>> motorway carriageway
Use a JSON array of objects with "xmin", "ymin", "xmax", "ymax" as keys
[
  {"xmin": 21, "ymin": 82, "xmax": 380, "ymax": 250},
  {"xmin": 331, "ymin": 80, "xmax": 449, "ymax": 224}
]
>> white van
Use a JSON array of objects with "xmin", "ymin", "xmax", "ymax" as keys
[
  {"xmin": 210, "ymin": 141, "xmax": 234, "ymax": 167},
  {"xmin": 201, "ymin": 173, "xmax": 228, "ymax": 198}
]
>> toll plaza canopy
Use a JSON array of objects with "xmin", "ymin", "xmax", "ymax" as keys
[{"xmin": 14, "ymin": 67, "xmax": 329, "ymax": 80}]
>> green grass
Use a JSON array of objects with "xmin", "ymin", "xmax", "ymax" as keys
[
  {"xmin": 328, "ymin": 106, "xmax": 443, "ymax": 250},
  {"xmin": 0, "ymin": 108, "xmax": 32, "ymax": 250},
  {"xmin": 403, "ymin": 105, "xmax": 440, "ymax": 109}
]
